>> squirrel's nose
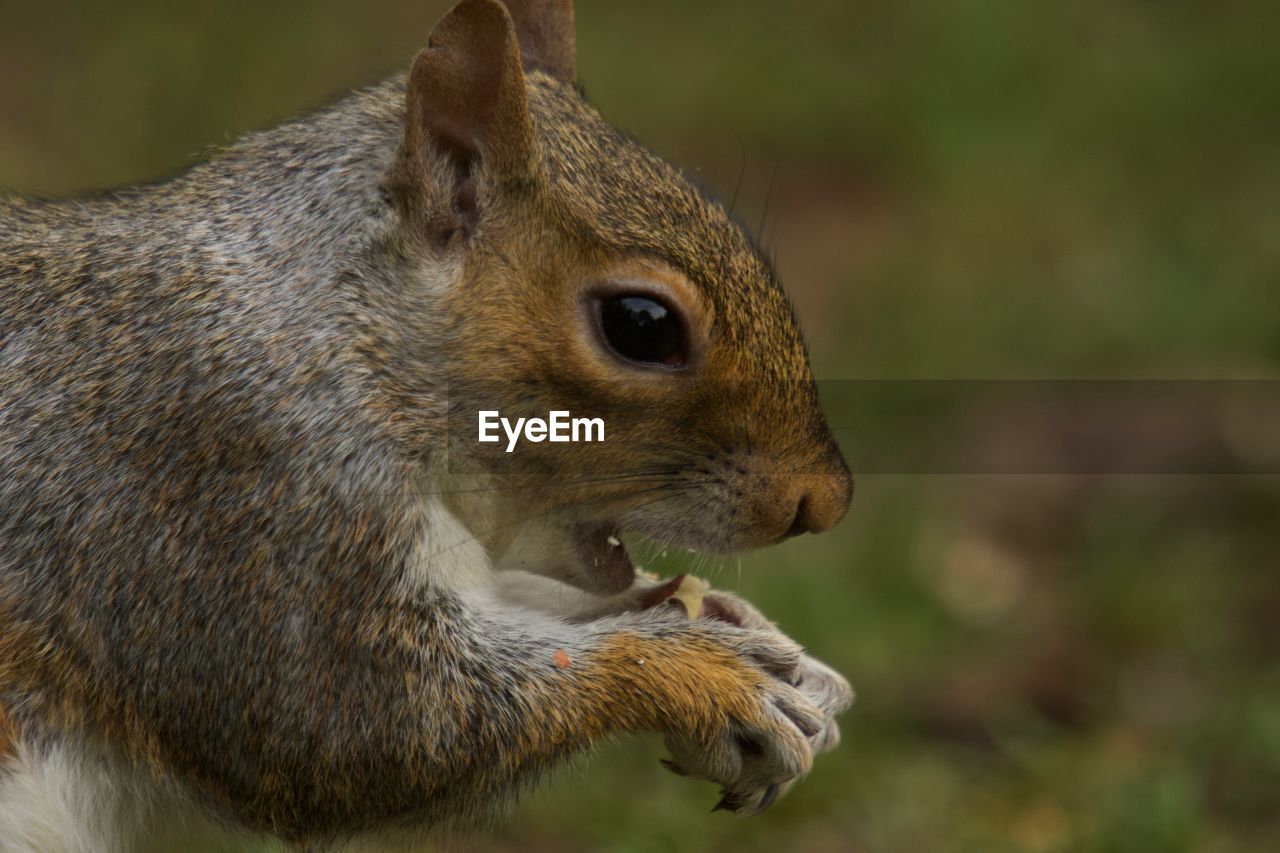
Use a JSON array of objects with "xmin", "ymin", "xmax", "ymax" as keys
[{"xmin": 782, "ymin": 461, "xmax": 853, "ymax": 538}]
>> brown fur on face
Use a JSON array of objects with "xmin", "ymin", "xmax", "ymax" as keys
[{"xmin": 402, "ymin": 64, "xmax": 851, "ymax": 558}]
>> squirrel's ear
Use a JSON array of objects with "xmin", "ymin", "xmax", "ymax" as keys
[
  {"xmin": 503, "ymin": 0, "xmax": 576, "ymax": 83},
  {"xmin": 401, "ymin": 0, "xmax": 536, "ymax": 242}
]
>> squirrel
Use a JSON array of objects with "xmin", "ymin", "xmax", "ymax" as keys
[{"xmin": 0, "ymin": 0, "xmax": 854, "ymax": 850}]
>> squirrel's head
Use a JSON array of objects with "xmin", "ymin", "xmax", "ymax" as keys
[{"xmin": 386, "ymin": 0, "xmax": 851, "ymax": 593}]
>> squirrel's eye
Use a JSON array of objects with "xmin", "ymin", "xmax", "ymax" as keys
[{"xmin": 597, "ymin": 295, "xmax": 686, "ymax": 368}]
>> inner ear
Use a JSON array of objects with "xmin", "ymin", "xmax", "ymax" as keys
[
  {"xmin": 400, "ymin": 0, "xmax": 535, "ymax": 244},
  {"xmin": 424, "ymin": 116, "xmax": 483, "ymax": 240}
]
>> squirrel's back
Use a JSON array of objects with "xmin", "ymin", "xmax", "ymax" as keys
[
  {"xmin": 0, "ymin": 81, "xmax": 431, "ymax": 786},
  {"xmin": 0, "ymin": 77, "xmax": 416, "ymax": 470}
]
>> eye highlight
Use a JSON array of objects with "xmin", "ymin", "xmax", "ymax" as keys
[{"xmin": 596, "ymin": 294, "xmax": 687, "ymax": 368}]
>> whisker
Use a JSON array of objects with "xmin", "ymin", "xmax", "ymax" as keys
[
  {"xmin": 728, "ymin": 130, "xmax": 748, "ymax": 220},
  {"xmin": 757, "ymin": 155, "xmax": 780, "ymax": 244}
]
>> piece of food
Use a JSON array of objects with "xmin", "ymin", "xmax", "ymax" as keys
[
  {"xmin": 636, "ymin": 573, "xmax": 711, "ymax": 618},
  {"xmin": 669, "ymin": 575, "xmax": 710, "ymax": 619}
]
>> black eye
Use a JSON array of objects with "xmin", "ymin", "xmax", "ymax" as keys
[{"xmin": 597, "ymin": 295, "xmax": 686, "ymax": 368}]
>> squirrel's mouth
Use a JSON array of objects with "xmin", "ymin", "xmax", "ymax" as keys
[{"xmin": 570, "ymin": 522, "xmax": 637, "ymax": 595}]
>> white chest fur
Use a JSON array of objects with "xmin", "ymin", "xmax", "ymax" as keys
[
  {"xmin": 0, "ymin": 738, "xmax": 438, "ymax": 852},
  {"xmin": 0, "ymin": 737, "xmax": 254, "ymax": 853}
]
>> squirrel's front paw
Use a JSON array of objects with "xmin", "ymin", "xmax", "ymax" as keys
[
  {"xmin": 640, "ymin": 583, "xmax": 852, "ymax": 768},
  {"xmin": 657, "ymin": 624, "xmax": 826, "ymax": 816},
  {"xmin": 701, "ymin": 591, "xmax": 854, "ymax": 756}
]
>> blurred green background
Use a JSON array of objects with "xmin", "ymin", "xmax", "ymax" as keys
[{"xmin": 3, "ymin": 1, "xmax": 1278, "ymax": 851}]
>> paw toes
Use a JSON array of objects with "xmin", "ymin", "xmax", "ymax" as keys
[{"xmin": 773, "ymin": 692, "xmax": 824, "ymax": 739}]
